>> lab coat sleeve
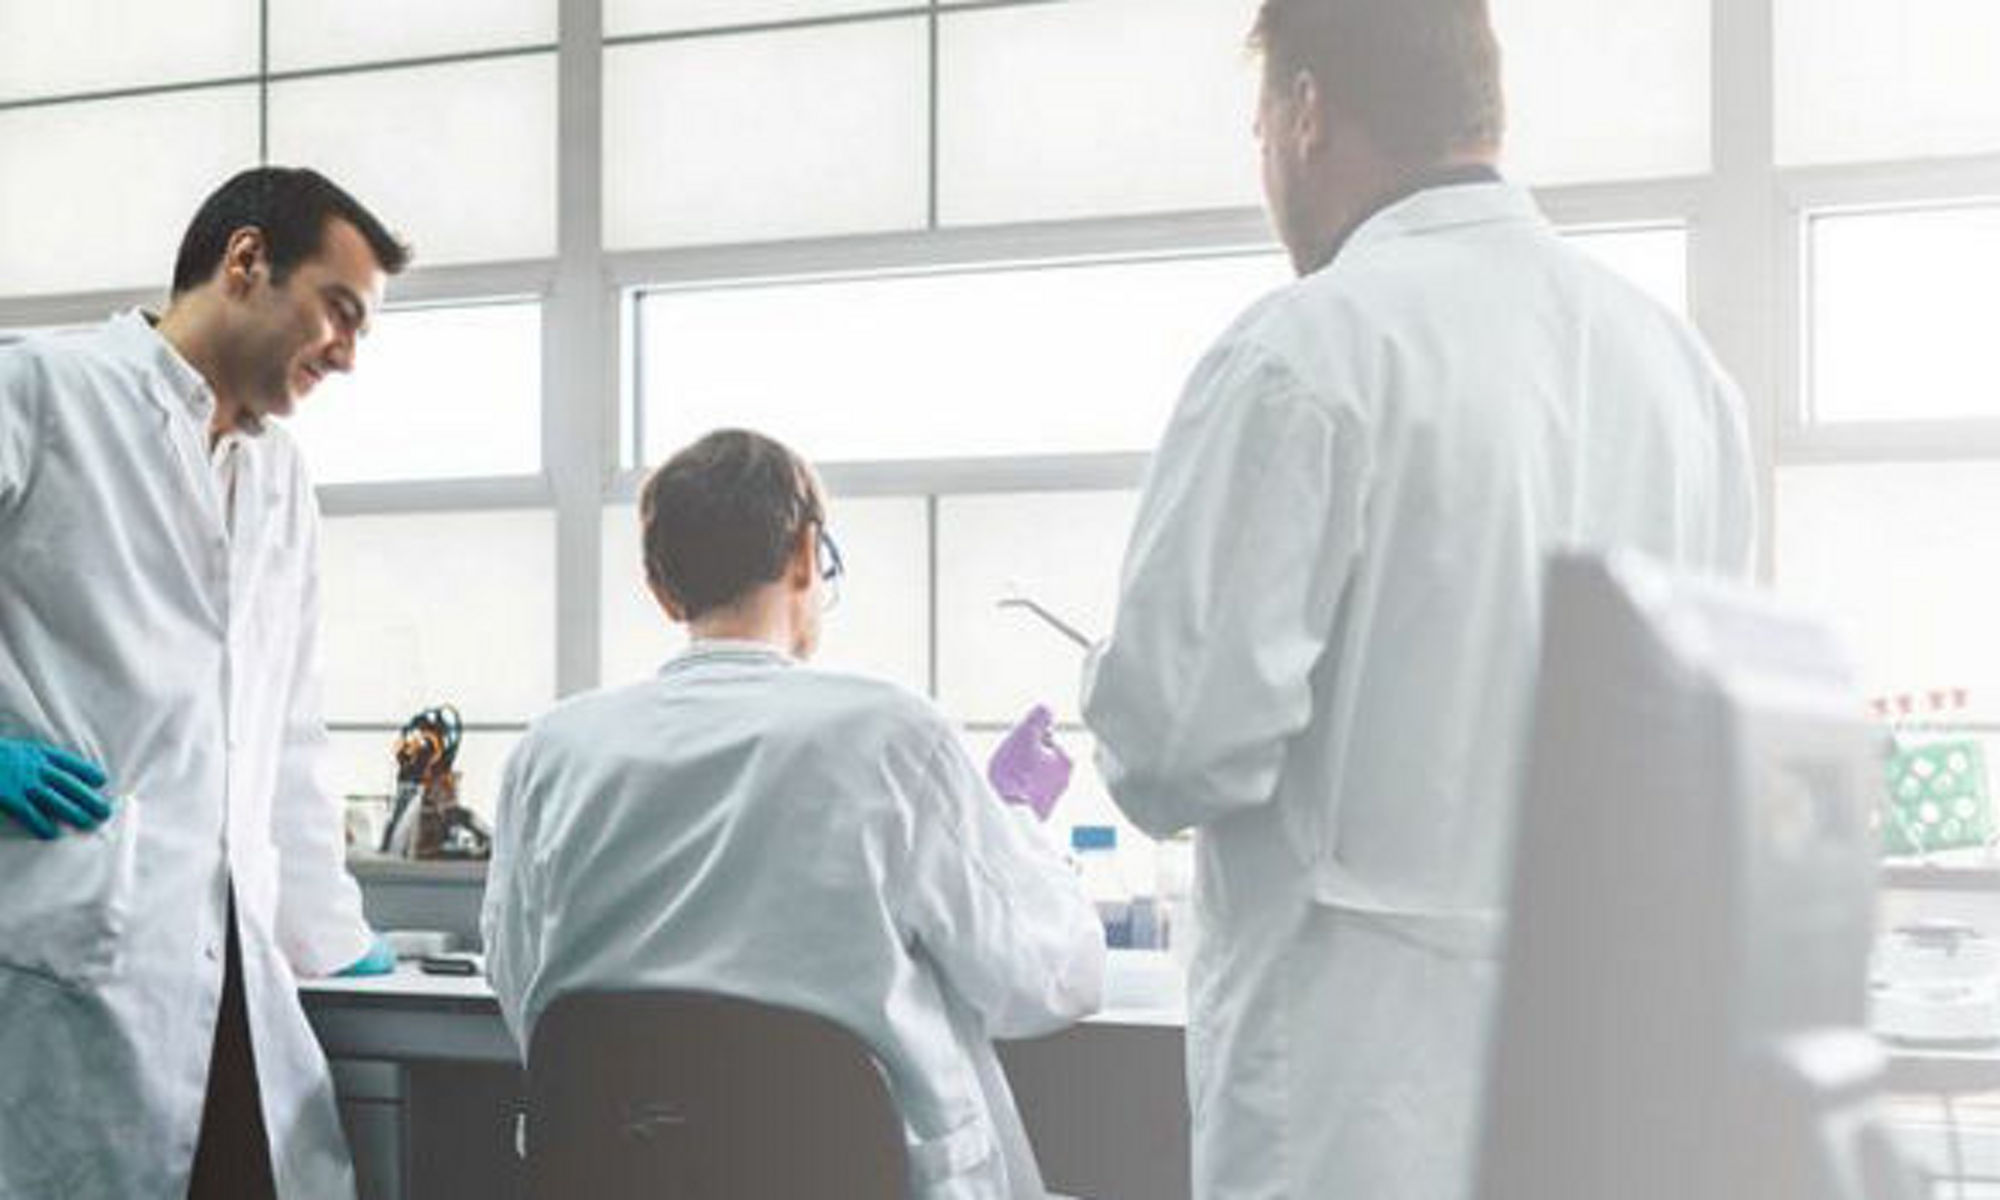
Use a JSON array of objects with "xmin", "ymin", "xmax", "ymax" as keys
[
  {"xmin": 1082, "ymin": 344, "xmax": 1366, "ymax": 838},
  {"xmin": 902, "ymin": 727, "xmax": 1105, "ymax": 1040},
  {"xmin": 271, "ymin": 498, "xmax": 375, "ymax": 977},
  {"xmin": 0, "ymin": 348, "xmax": 44, "ymax": 512},
  {"xmin": 481, "ymin": 739, "xmax": 540, "ymax": 1053}
]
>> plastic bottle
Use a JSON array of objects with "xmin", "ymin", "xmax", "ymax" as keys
[{"xmin": 1072, "ymin": 825, "xmax": 1132, "ymax": 948}]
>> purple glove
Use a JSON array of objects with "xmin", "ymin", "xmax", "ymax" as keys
[{"xmin": 987, "ymin": 704, "xmax": 1073, "ymax": 822}]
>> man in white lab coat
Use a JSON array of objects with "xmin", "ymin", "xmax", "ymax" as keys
[
  {"xmin": 0, "ymin": 167, "xmax": 408, "ymax": 1199},
  {"xmin": 483, "ymin": 429, "xmax": 1105, "ymax": 1200},
  {"xmin": 1080, "ymin": 3, "xmax": 1757, "ymax": 1198}
]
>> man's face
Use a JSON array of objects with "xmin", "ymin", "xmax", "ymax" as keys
[{"xmin": 235, "ymin": 217, "xmax": 386, "ymax": 423}]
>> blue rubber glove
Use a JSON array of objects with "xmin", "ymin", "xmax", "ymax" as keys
[
  {"xmin": 337, "ymin": 934, "xmax": 397, "ymax": 978},
  {"xmin": 0, "ymin": 738, "xmax": 112, "ymax": 841}
]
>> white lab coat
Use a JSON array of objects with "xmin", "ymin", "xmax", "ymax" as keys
[
  {"xmin": 0, "ymin": 313, "xmax": 373, "ymax": 1198},
  {"xmin": 1082, "ymin": 183, "xmax": 1755, "ymax": 1200},
  {"xmin": 483, "ymin": 641, "xmax": 1105, "ymax": 1200}
]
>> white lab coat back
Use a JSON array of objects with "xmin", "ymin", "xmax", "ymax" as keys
[
  {"xmin": 0, "ymin": 314, "xmax": 372, "ymax": 1198},
  {"xmin": 1084, "ymin": 184, "xmax": 1755, "ymax": 1200},
  {"xmin": 483, "ymin": 642, "xmax": 1105, "ymax": 1200}
]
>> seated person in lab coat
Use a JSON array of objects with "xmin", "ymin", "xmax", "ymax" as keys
[{"xmin": 482, "ymin": 428, "xmax": 1106, "ymax": 1200}]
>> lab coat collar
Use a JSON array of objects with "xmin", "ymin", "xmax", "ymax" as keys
[
  {"xmin": 1336, "ymin": 176, "xmax": 1547, "ymax": 262},
  {"xmin": 661, "ymin": 638, "xmax": 799, "ymax": 675},
  {"xmin": 102, "ymin": 309, "xmax": 217, "ymax": 430}
]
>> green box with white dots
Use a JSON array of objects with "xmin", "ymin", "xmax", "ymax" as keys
[{"xmin": 1882, "ymin": 738, "xmax": 1993, "ymax": 856}]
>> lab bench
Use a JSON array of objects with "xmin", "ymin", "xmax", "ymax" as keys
[{"xmin": 301, "ymin": 964, "xmax": 1191, "ymax": 1200}]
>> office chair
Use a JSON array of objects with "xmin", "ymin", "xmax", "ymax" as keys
[{"xmin": 526, "ymin": 989, "xmax": 908, "ymax": 1199}]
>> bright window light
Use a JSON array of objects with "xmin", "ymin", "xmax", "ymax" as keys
[
  {"xmin": 1778, "ymin": 0, "xmax": 2000, "ymax": 165},
  {"xmin": 268, "ymin": 0, "xmax": 555, "ymax": 72},
  {"xmin": 606, "ymin": 0, "xmax": 908, "ymax": 37},
  {"xmin": 1562, "ymin": 225, "xmax": 1690, "ymax": 315},
  {"xmin": 318, "ymin": 510, "xmax": 557, "ymax": 724},
  {"xmin": 0, "ymin": 0, "xmax": 258, "ymax": 103},
  {"xmin": 634, "ymin": 253, "xmax": 1290, "ymax": 465},
  {"xmin": 1492, "ymin": 0, "xmax": 1710, "ymax": 184},
  {"xmin": 1809, "ymin": 205, "xmax": 2000, "ymax": 424},
  {"xmin": 284, "ymin": 302, "xmax": 543, "ymax": 485}
]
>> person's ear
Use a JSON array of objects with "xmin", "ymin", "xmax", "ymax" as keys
[
  {"xmin": 221, "ymin": 227, "xmax": 269, "ymax": 297},
  {"xmin": 787, "ymin": 524, "xmax": 817, "ymax": 592},
  {"xmin": 1288, "ymin": 69, "xmax": 1326, "ymax": 158}
]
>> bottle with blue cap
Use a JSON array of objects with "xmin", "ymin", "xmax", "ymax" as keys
[{"xmin": 1071, "ymin": 825, "xmax": 1133, "ymax": 948}]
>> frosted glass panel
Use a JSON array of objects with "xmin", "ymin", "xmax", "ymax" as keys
[
  {"xmin": 268, "ymin": 56, "xmax": 558, "ymax": 265},
  {"xmin": 1776, "ymin": 464, "xmax": 2000, "ymax": 715},
  {"xmin": 269, "ymin": 0, "xmax": 555, "ymax": 71},
  {"xmin": 320, "ymin": 511, "xmax": 557, "ymax": 722},
  {"xmin": 1493, "ymin": 0, "xmax": 1709, "ymax": 184},
  {"xmin": 326, "ymin": 730, "xmax": 520, "ymax": 823},
  {"xmin": 1563, "ymin": 225, "xmax": 1689, "ymax": 315},
  {"xmin": 936, "ymin": 491, "xmax": 1138, "ymax": 724},
  {"xmin": 0, "ymin": 89, "xmax": 259, "ymax": 296},
  {"xmin": 637, "ymin": 253, "xmax": 1288, "ymax": 464},
  {"xmin": 1778, "ymin": 0, "xmax": 2000, "ymax": 164},
  {"xmin": 286, "ymin": 302, "xmax": 542, "ymax": 484},
  {"xmin": 0, "ymin": 1, "xmax": 258, "ymax": 102},
  {"xmin": 1810, "ymin": 206, "xmax": 2000, "ymax": 424},
  {"xmin": 605, "ymin": 21, "xmax": 927, "ymax": 248},
  {"xmin": 937, "ymin": 0, "xmax": 1260, "ymax": 225},
  {"xmin": 600, "ymin": 495, "xmax": 929, "ymax": 693},
  {"xmin": 607, "ymin": 0, "xmax": 907, "ymax": 36}
]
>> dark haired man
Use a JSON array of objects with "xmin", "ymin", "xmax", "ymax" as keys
[
  {"xmin": 0, "ymin": 166, "xmax": 409, "ymax": 1198},
  {"xmin": 1081, "ymin": 2, "xmax": 1755, "ymax": 1197},
  {"xmin": 483, "ymin": 429, "xmax": 1105, "ymax": 1200}
]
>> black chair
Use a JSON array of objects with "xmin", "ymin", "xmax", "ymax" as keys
[{"xmin": 526, "ymin": 990, "xmax": 908, "ymax": 1199}]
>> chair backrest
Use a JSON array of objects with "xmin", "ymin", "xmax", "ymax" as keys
[{"xmin": 526, "ymin": 989, "xmax": 908, "ymax": 1200}]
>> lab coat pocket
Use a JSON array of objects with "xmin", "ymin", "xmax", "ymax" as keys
[{"xmin": 0, "ymin": 796, "xmax": 142, "ymax": 990}]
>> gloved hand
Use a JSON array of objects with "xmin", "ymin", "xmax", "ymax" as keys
[
  {"xmin": 336, "ymin": 934, "xmax": 397, "ymax": 978},
  {"xmin": 987, "ymin": 704, "xmax": 1074, "ymax": 822},
  {"xmin": 0, "ymin": 738, "xmax": 111, "ymax": 841}
]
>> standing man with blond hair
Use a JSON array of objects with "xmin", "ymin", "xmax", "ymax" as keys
[{"xmin": 1082, "ymin": 2, "xmax": 1755, "ymax": 1196}]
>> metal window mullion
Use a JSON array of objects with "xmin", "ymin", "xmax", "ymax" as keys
[
  {"xmin": 1698, "ymin": 0, "xmax": 1782, "ymax": 583},
  {"xmin": 549, "ymin": 0, "xmax": 611, "ymax": 701}
]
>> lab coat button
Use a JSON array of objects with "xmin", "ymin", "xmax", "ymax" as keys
[{"xmin": 204, "ymin": 944, "xmax": 220, "ymax": 962}]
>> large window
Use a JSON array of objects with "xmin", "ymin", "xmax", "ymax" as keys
[{"xmin": 5, "ymin": 0, "xmax": 1997, "ymax": 881}]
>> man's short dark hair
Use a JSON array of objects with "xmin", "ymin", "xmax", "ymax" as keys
[
  {"xmin": 641, "ymin": 430, "xmax": 822, "ymax": 621},
  {"xmin": 1250, "ymin": 0, "xmax": 1505, "ymax": 164},
  {"xmin": 170, "ymin": 166, "xmax": 411, "ymax": 296}
]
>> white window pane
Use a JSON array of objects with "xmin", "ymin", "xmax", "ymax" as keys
[
  {"xmin": 1776, "ymin": 464, "xmax": 2000, "ymax": 716},
  {"xmin": 936, "ymin": 491, "xmax": 1137, "ymax": 725},
  {"xmin": 0, "ymin": 89, "xmax": 259, "ymax": 296},
  {"xmin": 268, "ymin": 56, "xmax": 557, "ymax": 266},
  {"xmin": 1562, "ymin": 225, "xmax": 1689, "ymax": 315},
  {"xmin": 1493, "ymin": 0, "xmax": 1709, "ymax": 184},
  {"xmin": 326, "ymin": 729, "xmax": 521, "ymax": 826},
  {"xmin": 320, "ymin": 511, "xmax": 557, "ymax": 723},
  {"xmin": 1810, "ymin": 206, "xmax": 2000, "ymax": 424},
  {"xmin": 637, "ymin": 253, "xmax": 1288, "ymax": 464},
  {"xmin": 607, "ymin": 0, "xmax": 906, "ymax": 36},
  {"xmin": 600, "ymin": 494, "xmax": 929, "ymax": 692},
  {"xmin": 937, "ymin": 0, "xmax": 1260, "ymax": 225},
  {"xmin": 0, "ymin": 1, "xmax": 257, "ymax": 102},
  {"xmin": 269, "ymin": 0, "xmax": 555, "ymax": 72},
  {"xmin": 285, "ymin": 302, "xmax": 542, "ymax": 485},
  {"xmin": 605, "ymin": 21, "xmax": 927, "ymax": 249},
  {"xmin": 1778, "ymin": 0, "xmax": 2000, "ymax": 165}
]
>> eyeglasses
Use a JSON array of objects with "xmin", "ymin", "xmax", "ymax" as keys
[{"xmin": 816, "ymin": 524, "xmax": 845, "ymax": 612}]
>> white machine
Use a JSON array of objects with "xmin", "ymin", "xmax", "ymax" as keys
[
  {"xmin": 1872, "ymin": 921, "xmax": 2000, "ymax": 1046},
  {"xmin": 1476, "ymin": 553, "xmax": 1918, "ymax": 1200}
]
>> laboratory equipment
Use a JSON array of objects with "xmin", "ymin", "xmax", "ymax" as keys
[
  {"xmin": 997, "ymin": 583, "xmax": 1096, "ymax": 651},
  {"xmin": 987, "ymin": 704, "xmax": 1073, "ymax": 820},
  {"xmin": 1871, "ymin": 921, "xmax": 2000, "ymax": 1046},
  {"xmin": 1073, "ymin": 825, "xmax": 1133, "ymax": 948},
  {"xmin": 1476, "ymin": 553, "xmax": 1918, "ymax": 1200},
  {"xmin": 380, "ymin": 705, "xmax": 493, "ymax": 861}
]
